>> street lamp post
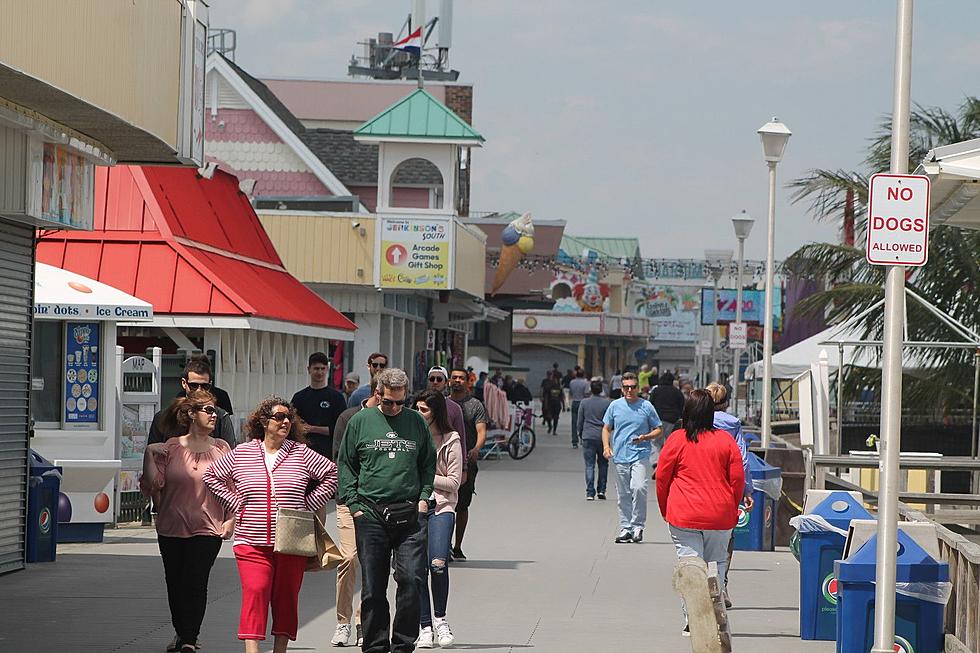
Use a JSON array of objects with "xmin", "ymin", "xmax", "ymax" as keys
[
  {"xmin": 731, "ymin": 211, "xmax": 755, "ymax": 417},
  {"xmin": 757, "ymin": 118, "xmax": 791, "ymax": 450},
  {"xmin": 705, "ymin": 249, "xmax": 733, "ymax": 384}
]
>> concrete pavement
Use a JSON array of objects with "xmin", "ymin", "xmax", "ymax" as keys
[{"xmin": 1, "ymin": 414, "xmax": 834, "ymax": 652}]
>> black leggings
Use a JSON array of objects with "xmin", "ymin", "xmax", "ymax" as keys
[{"xmin": 158, "ymin": 534, "xmax": 222, "ymax": 645}]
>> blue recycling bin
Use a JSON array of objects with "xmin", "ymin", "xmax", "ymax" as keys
[
  {"xmin": 26, "ymin": 450, "xmax": 61, "ymax": 563},
  {"xmin": 834, "ymin": 530, "xmax": 948, "ymax": 653},
  {"xmin": 798, "ymin": 493, "xmax": 873, "ymax": 640},
  {"xmin": 733, "ymin": 452, "xmax": 780, "ymax": 551}
]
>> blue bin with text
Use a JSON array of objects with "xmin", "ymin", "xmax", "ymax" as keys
[
  {"xmin": 26, "ymin": 450, "xmax": 62, "ymax": 563},
  {"xmin": 733, "ymin": 452, "xmax": 780, "ymax": 551},
  {"xmin": 834, "ymin": 530, "xmax": 948, "ymax": 653},
  {"xmin": 797, "ymin": 493, "xmax": 872, "ymax": 640}
]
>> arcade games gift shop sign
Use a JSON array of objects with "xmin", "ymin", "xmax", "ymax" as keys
[{"xmin": 379, "ymin": 218, "xmax": 451, "ymax": 290}]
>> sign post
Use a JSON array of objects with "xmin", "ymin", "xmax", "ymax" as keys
[{"xmin": 873, "ymin": 2, "xmax": 919, "ymax": 651}]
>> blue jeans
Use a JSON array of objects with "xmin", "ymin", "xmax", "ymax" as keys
[
  {"xmin": 418, "ymin": 510, "xmax": 455, "ymax": 628},
  {"xmin": 582, "ymin": 440, "xmax": 608, "ymax": 497},
  {"xmin": 570, "ymin": 401, "xmax": 582, "ymax": 445},
  {"xmin": 614, "ymin": 458, "xmax": 650, "ymax": 531}
]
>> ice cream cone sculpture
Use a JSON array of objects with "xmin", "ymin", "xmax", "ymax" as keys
[{"xmin": 492, "ymin": 212, "xmax": 534, "ymax": 295}]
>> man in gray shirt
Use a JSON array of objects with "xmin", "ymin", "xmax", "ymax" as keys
[
  {"xmin": 568, "ymin": 369, "xmax": 591, "ymax": 449},
  {"xmin": 577, "ymin": 381, "xmax": 611, "ymax": 500}
]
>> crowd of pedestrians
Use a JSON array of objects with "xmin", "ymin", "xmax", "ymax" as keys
[
  {"xmin": 140, "ymin": 349, "xmax": 754, "ymax": 650},
  {"xmin": 140, "ymin": 350, "xmax": 500, "ymax": 653}
]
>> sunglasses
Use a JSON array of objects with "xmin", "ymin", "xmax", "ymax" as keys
[
  {"xmin": 370, "ymin": 361, "xmax": 387, "ymax": 369},
  {"xmin": 428, "ymin": 376, "xmax": 446, "ymax": 383},
  {"xmin": 269, "ymin": 412, "xmax": 291, "ymax": 422},
  {"xmin": 186, "ymin": 381, "xmax": 212, "ymax": 391},
  {"xmin": 381, "ymin": 398, "xmax": 406, "ymax": 407},
  {"xmin": 622, "ymin": 384, "xmax": 639, "ymax": 390},
  {"xmin": 193, "ymin": 405, "xmax": 217, "ymax": 415}
]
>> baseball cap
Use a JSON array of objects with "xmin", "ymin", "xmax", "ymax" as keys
[
  {"xmin": 344, "ymin": 372, "xmax": 360, "ymax": 384},
  {"xmin": 427, "ymin": 366, "xmax": 449, "ymax": 380}
]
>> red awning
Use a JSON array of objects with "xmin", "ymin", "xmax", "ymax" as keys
[{"xmin": 36, "ymin": 166, "xmax": 356, "ymax": 338}]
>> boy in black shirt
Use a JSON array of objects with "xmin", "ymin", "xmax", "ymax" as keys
[{"xmin": 291, "ymin": 352, "xmax": 347, "ymax": 460}]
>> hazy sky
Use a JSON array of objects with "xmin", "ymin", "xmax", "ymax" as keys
[{"xmin": 207, "ymin": 1, "xmax": 980, "ymax": 260}]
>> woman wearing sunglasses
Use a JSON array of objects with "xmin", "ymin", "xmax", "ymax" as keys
[
  {"xmin": 141, "ymin": 390, "xmax": 234, "ymax": 653},
  {"xmin": 204, "ymin": 397, "xmax": 338, "ymax": 653},
  {"xmin": 412, "ymin": 390, "xmax": 463, "ymax": 648}
]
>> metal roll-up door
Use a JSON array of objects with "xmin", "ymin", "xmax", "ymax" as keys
[{"xmin": 0, "ymin": 218, "xmax": 33, "ymax": 574}]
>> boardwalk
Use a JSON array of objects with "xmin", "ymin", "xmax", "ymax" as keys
[{"xmin": 2, "ymin": 417, "xmax": 835, "ymax": 652}]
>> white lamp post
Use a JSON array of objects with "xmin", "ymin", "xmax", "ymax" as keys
[
  {"xmin": 731, "ymin": 211, "xmax": 754, "ymax": 417},
  {"xmin": 705, "ymin": 249, "xmax": 733, "ymax": 384},
  {"xmin": 757, "ymin": 118, "xmax": 791, "ymax": 449}
]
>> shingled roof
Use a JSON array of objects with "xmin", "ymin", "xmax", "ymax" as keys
[
  {"xmin": 300, "ymin": 128, "xmax": 443, "ymax": 187},
  {"xmin": 220, "ymin": 55, "xmax": 307, "ymax": 137}
]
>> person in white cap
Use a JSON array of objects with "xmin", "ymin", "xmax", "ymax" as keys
[{"xmin": 417, "ymin": 367, "xmax": 466, "ymax": 447}]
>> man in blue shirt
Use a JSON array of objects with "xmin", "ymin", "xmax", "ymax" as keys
[{"xmin": 602, "ymin": 372, "xmax": 662, "ymax": 544}]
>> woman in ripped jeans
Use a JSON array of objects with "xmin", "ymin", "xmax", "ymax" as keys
[{"xmin": 412, "ymin": 390, "xmax": 464, "ymax": 648}]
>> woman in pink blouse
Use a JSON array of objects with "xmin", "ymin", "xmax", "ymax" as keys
[
  {"xmin": 204, "ymin": 396, "xmax": 337, "ymax": 653},
  {"xmin": 141, "ymin": 390, "xmax": 233, "ymax": 653}
]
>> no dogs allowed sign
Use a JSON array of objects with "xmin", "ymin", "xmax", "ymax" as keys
[{"xmin": 866, "ymin": 173, "xmax": 930, "ymax": 267}]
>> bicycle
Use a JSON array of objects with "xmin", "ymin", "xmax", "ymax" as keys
[{"xmin": 508, "ymin": 404, "xmax": 537, "ymax": 460}]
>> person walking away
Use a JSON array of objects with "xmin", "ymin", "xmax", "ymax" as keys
[
  {"xmin": 602, "ymin": 373, "xmax": 662, "ymax": 543},
  {"xmin": 706, "ymin": 382, "xmax": 753, "ymax": 608},
  {"xmin": 541, "ymin": 372, "xmax": 564, "ymax": 435},
  {"xmin": 448, "ymin": 367, "xmax": 487, "ymax": 561},
  {"xmin": 343, "ymin": 373, "xmax": 361, "ymax": 404},
  {"xmin": 637, "ymin": 364, "xmax": 654, "ymax": 397},
  {"xmin": 507, "ymin": 378, "xmax": 533, "ymax": 405},
  {"xmin": 568, "ymin": 370, "xmax": 590, "ymax": 449},
  {"xmin": 328, "ymin": 378, "xmax": 383, "ymax": 647},
  {"xmin": 412, "ymin": 390, "xmax": 463, "ymax": 649},
  {"xmin": 610, "ymin": 370, "xmax": 623, "ymax": 399},
  {"xmin": 347, "ymin": 352, "xmax": 389, "ymax": 408},
  {"xmin": 656, "ymin": 389, "xmax": 745, "ymax": 636},
  {"xmin": 203, "ymin": 398, "xmax": 337, "ymax": 653},
  {"xmin": 473, "ymin": 371, "xmax": 488, "ymax": 403},
  {"xmin": 292, "ymin": 352, "xmax": 347, "ymax": 460},
  {"xmin": 142, "ymin": 390, "xmax": 233, "ymax": 653},
  {"xmin": 578, "ymin": 381, "xmax": 611, "ymax": 501},
  {"xmin": 149, "ymin": 356, "xmax": 236, "ymax": 448},
  {"xmin": 337, "ymin": 368, "xmax": 436, "ymax": 653},
  {"xmin": 649, "ymin": 372, "xmax": 685, "ymax": 476}
]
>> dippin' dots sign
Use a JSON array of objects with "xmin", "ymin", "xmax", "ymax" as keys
[{"xmin": 866, "ymin": 173, "xmax": 930, "ymax": 267}]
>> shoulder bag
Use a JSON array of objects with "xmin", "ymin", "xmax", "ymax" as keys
[{"xmin": 274, "ymin": 507, "xmax": 318, "ymax": 557}]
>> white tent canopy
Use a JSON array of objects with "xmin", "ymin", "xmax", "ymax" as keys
[
  {"xmin": 34, "ymin": 263, "xmax": 153, "ymax": 321},
  {"xmin": 917, "ymin": 138, "xmax": 980, "ymax": 231}
]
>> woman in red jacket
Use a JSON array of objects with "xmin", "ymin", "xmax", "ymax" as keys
[{"xmin": 656, "ymin": 389, "xmax": 745, "ymax": 636}]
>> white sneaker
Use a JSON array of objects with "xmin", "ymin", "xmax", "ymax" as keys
[
  {"xmin": 434, "ymin": 618, "xmax": 455, "ymax": 648},
  {"xmin": 331, "ymin": 623, "xmax": 351, "ymax": 646},
  {"xmin": 416, "ymin": 626, "xmax": 434, "ymax": 648}
]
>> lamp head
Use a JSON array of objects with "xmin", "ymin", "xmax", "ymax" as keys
[
  {"xmin": 731, "ymin": 210, "xmax": 755, "ymax": 240},
  {"xmin": 758, "ymin": 117, "xmax": 792, "ymax": 163}
]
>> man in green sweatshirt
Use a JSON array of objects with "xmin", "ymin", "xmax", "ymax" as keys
[{"xmin": 338, "ymin": 367, "xmax": 436, "ymax": 653}]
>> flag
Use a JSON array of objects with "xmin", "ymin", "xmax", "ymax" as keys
[{"xmin": 393, "ymin": 26, "xmax": 422, "ymax": 54}]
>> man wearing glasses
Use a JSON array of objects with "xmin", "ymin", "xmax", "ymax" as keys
[
  {"xmin": 602, "ymin": 372, "xmax": 663, "ymax": 544},
  {"xmin": 448, "ymin": 367, "xmax": 487, "ymax": 561},
  {"xmin": 347, "ymin": 352, "xmax": 390, "ymax": 408},
  {"xmin": 338, "ymin": 368, "xmax": 436, "ymax": 653},
  {"xmin": 148, "ymin": 355, "xmax": 236, "ymax": 448},
  {"xmin": 417, "ymin": 366, "xmax": 467, "ymax": 444}
]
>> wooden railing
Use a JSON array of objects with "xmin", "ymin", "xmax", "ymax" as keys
[{"xmin": 898, "ymin": 503, "xmax": 980, "ymax": 653}]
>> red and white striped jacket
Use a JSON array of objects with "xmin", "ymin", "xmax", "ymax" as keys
[{"xmin": 203, "ymin": 438, "xmax": 337, "ymax": 547}]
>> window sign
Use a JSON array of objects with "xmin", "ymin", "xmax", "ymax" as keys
[
  {"xmin": 64, "ymin": 322, "xmax": 100, "ymax": 425},
  {"xmin": 700, "ymin": 288, "xmax": 783, "ymax": 327},
  {"xmin": 40, "ymin": 143, "xmax": 95, "ymax": 230}
]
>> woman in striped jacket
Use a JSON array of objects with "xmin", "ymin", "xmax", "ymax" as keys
[{"xmin": 204, "ymin": 396, "xmax": 337, "ymax": 653}]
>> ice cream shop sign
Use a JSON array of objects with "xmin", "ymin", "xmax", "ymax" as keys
[{"xmin": 378, "ymin": 217, "xmax": 452, "ymax": 290}]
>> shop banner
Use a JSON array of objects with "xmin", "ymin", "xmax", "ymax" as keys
[
  {"xmin": 633, "ymin": 285, "xmax": 701, "ymax": 342},
  {"xmin": 700, "ymin": 288, "xmax": 782, "ymax": 327},
  {"xmin": 64, "ymin": 321, "xmax": 100, "ymax": 425},
  {"xmin": 379, "ymin": 218, "xmax": 451, "ymax": 290}
]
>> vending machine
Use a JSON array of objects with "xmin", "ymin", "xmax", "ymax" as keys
[{"xmin": 115, "ymin": 346, "xmax": 162, "ymax": 522}]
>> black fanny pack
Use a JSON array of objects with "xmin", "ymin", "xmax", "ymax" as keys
[{"xmin": 364, "ymin": 497, "xmax": 418, "ymax": 531}]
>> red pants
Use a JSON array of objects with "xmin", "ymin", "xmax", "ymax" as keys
[{"xmin": 234, "ymin": 544, "xmax": 308, "ymax": 641}]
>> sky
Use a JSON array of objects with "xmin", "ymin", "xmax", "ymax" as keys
[{"xmin": 207, "ymin": 1, "xmax": 980, "ymax": 260}]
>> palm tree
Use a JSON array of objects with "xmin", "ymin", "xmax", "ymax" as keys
[{"xmin": 786, "ymin": 99, "xmax": 980, "ymax": 408}]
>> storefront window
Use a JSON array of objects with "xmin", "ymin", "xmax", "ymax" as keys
[{"xmin": 31, "ymin": 321, "xmax": 62, "ymax": 425}]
